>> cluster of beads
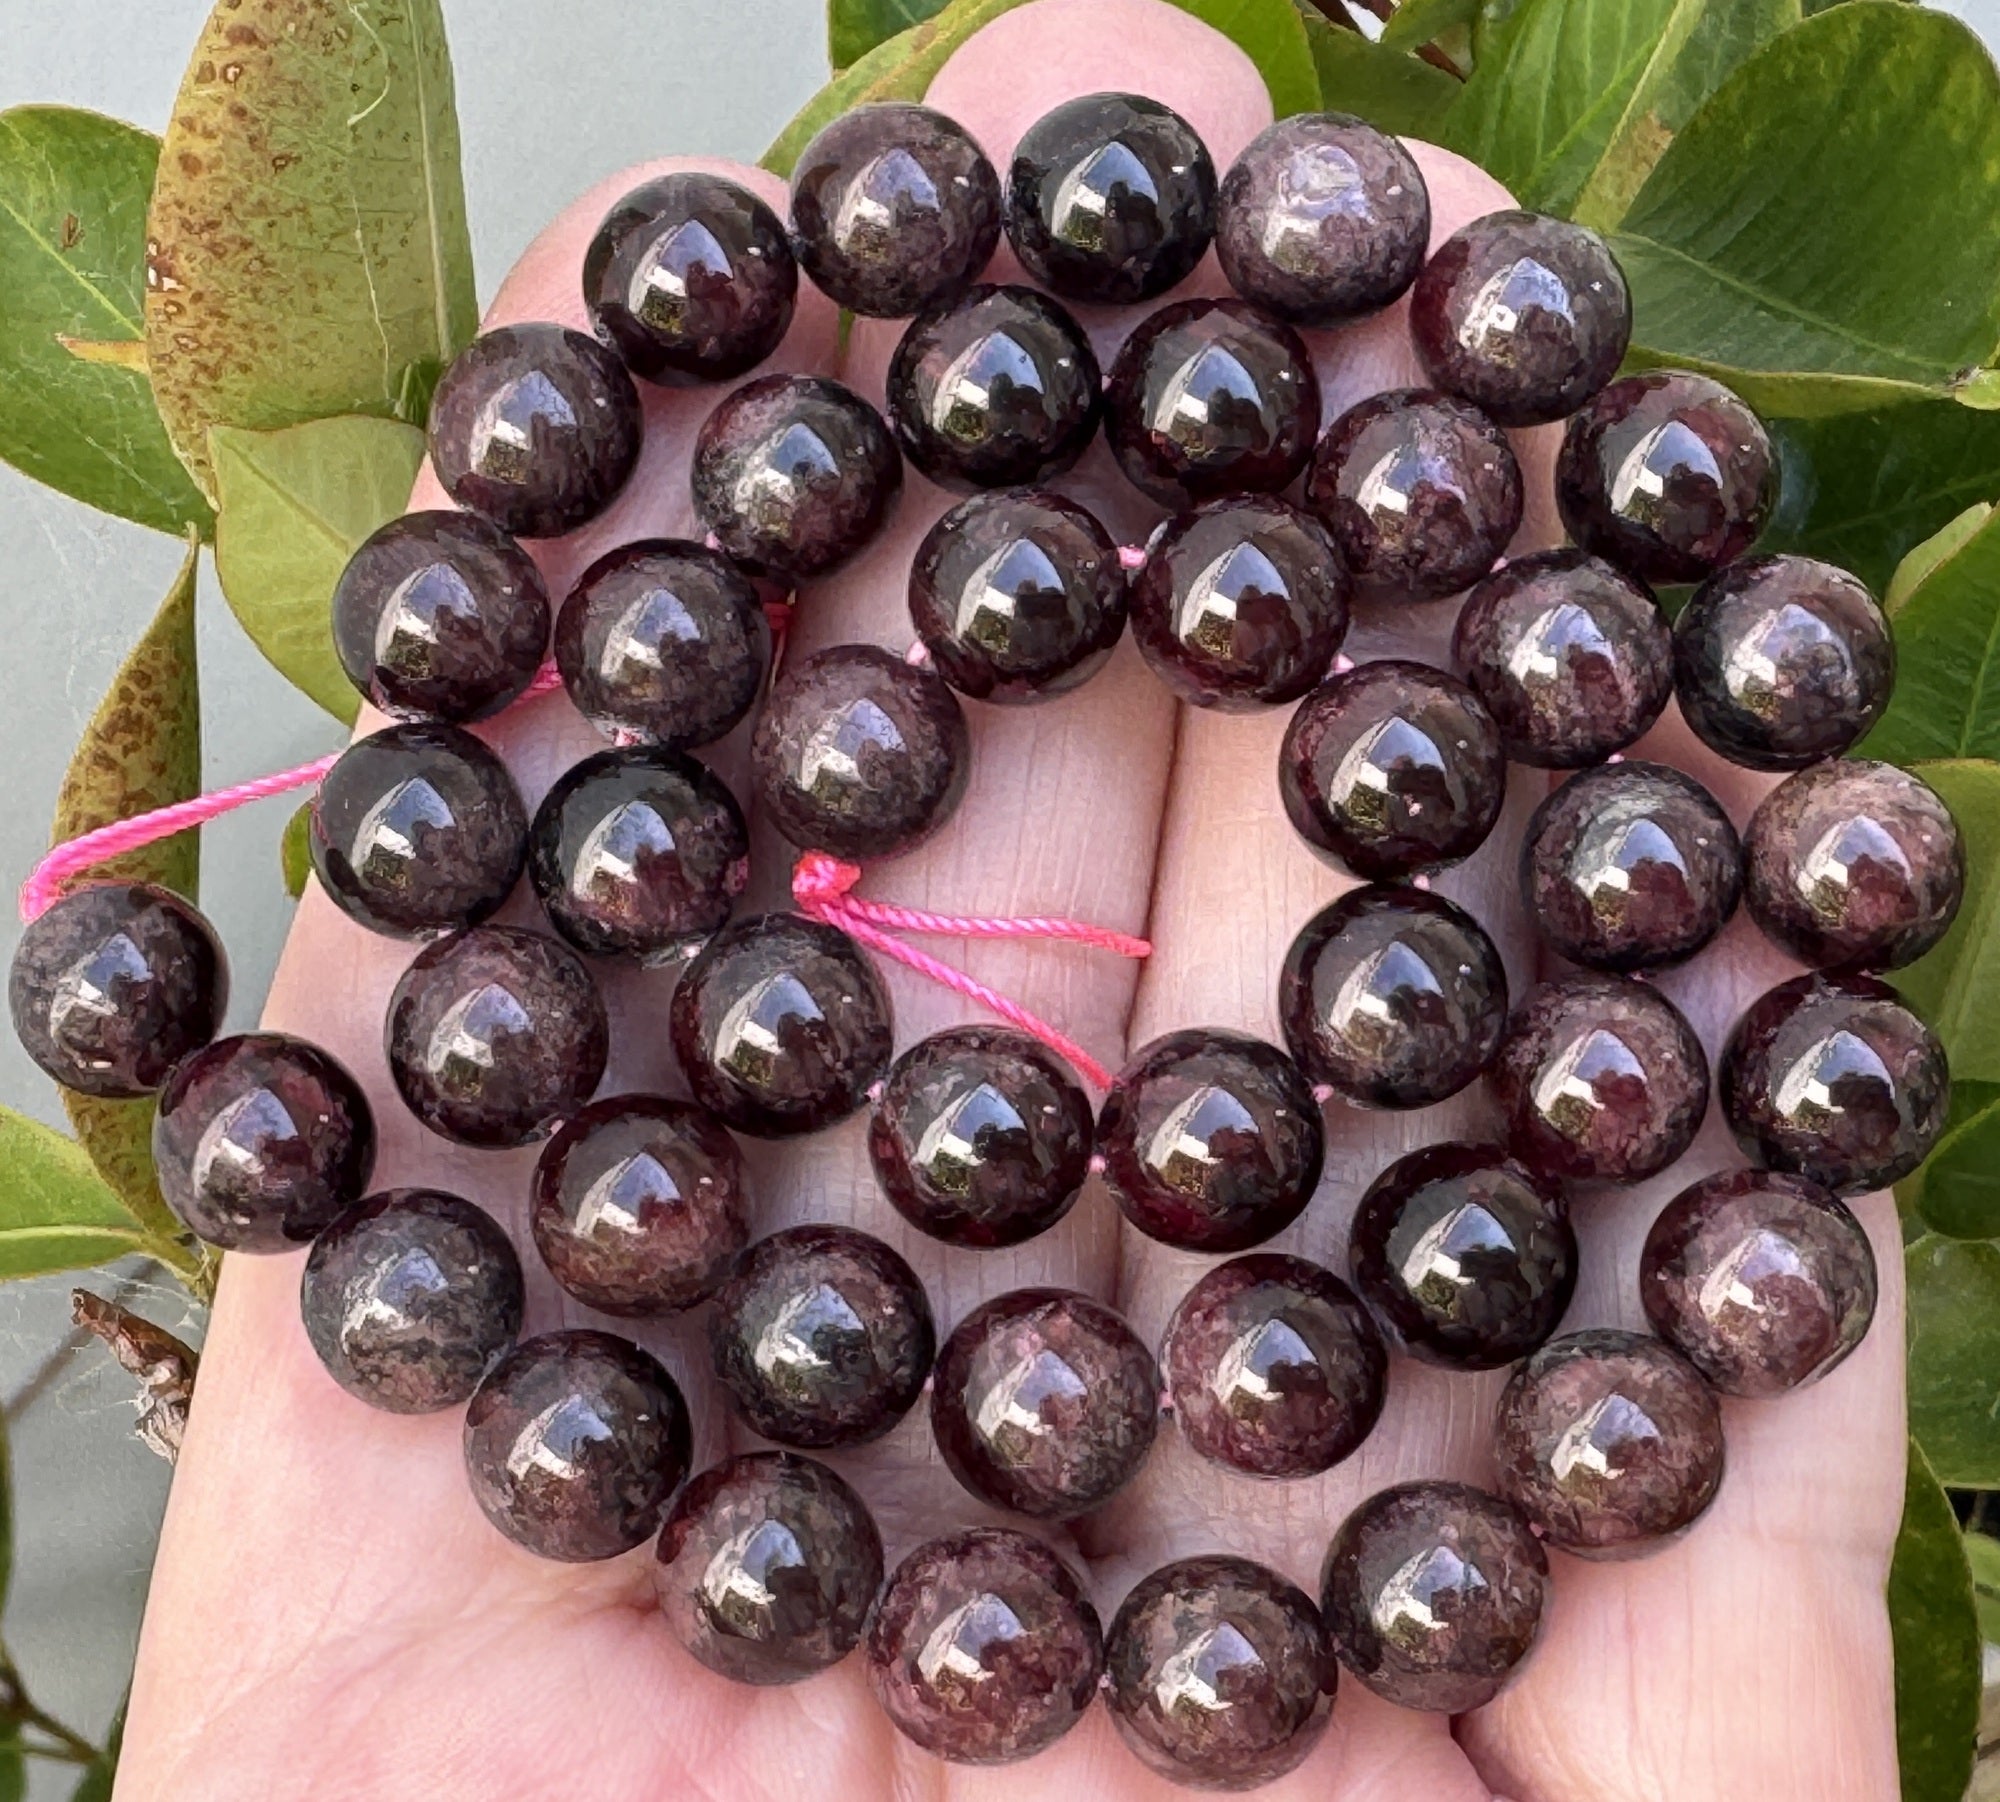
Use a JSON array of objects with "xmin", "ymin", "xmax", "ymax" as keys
[{"xmin": 10, "ymin": 88, "xmax": 1956, "ymax": 1789}]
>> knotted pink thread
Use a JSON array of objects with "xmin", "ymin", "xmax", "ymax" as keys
[{"xmin": 791, "ymin": 851, "xmax": 1148, "ymax": 1090}]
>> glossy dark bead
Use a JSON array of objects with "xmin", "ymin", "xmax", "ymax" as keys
[
  {"xmin": 1348, "ymin": 1145, "xmax": 1575, "ymax": 1370},
  {"xmin": 1161, "ymin": 1253, "xmax": 1386, "ymax": 1478},
  {"xmin": 868, "ymin": 1026, "xmax": 1093, "ymax": 1248},
  {"xmin": 531, "ymin": 1094, "xmax": 748, "ymax": 1315},
  {"xmin": 1306, "ymin": 389, "xmax": 1523, "ymax": 606},
  {"xmin": 1106, "ymin": 1555, "xmax": 1335, "ymax": 1790},
  {"xmin": 653, "ymin": 1452, "xmax": 883, "ymax": 1685},
  {"xmin": 331, "ymin": 510, "xmax": 550, "ymax": 722},
  {"xmin": 691, "ymin": 373, "xmax": 902, "ymax": 579},
  {"xmin": 1720, "ymin": 972, "xmax": 1949, "ymax": 1195},
  {"xmin": 553, "ymin": 539, "xmax": 769, "ymax": 751},
  {"xmin": 583, "ymin": 171, "xmax": 797, "ymax": 385},
  {"xmin": 10, "ymin": 883, "xmax": 226, "ymax": 1098},
  {"xmin": 1006, "ymin": 92, "xmax": 1216, "ymax": 305},
  {"xmin": 1280, "ymin": 886, "xmax": 1509, "ymax": 1110},
  {"xmin": 1674, "ymin": 555, "xmax": 1895, "ymax": 772},
  {"xmin": 789, "ymin": 103, "xmax": 1002, "ymax": 318},
  {"xmin": 1097, "ymin": 1029, "xmax": 1324, "ymax": 1253},
  {"xmin": 1279, "ymin": 659, "xmax": 1506, "ymax": 878},
  {"xmin": 908, "ymin": 489, "xmax": 1126, "ymax": 704},
  {"xmin": 1216, "ymin": 113, "xmax": 1429, "ymax": 327},
  {"xmin": 463, "ymin": 1328, "xmax": 691, "ymax": 1562},
  {"xmin": 155, "ymin": 1033, "xmax": 375, "ymax": 1252},
  {"xmin": 309, "ymin": 723, "xmax": 528, "ymax": 938},
  {"xmin": 751, "ymin": 644, "xmax": 970, "ymax": 862},
  {"xmin": 1493, "ymin": 1328, "xmax": 1725, "ymax": 1559},
  {"xmin": 886, "ymin": 284, "xmax": 1101, "ymax": 491},
  {"xmin": 1411, "ymin": 211, "xmax": 1630, "ymax": 427},
  {"xmin": 1321, "ymin": 1480, "xmax": 1548, "ymax": 1712},
  {"xmin": 710, "ymin": 1224, "xmax": 933, "ymax": 1449},
  {"xmin": 1104, "ymin": 299, "xmax": 1319, "ymax": 508},
  {"xmin": 1491, "ymin": 974, "xmax": 1709, "ymax": 1185},
  {"xmin": 427, "ymin": 324, "xmax": 642, "ymax": 538},
  {"xmin": 1522, "ymin": 761, "xmax": 1743, "ymax": 973},
  {"xmin": 1129, "ymin": 497, "xmax": 1350, "ymax": 711},
  {"xmin": 386, "ymin": 925, "xmax": 609, "ymax": 1148},
  {"xmin": 1557, "ymin": 371, "xmax": 1775, "ymax": 584},
  {"xmin": 669, "ymin": 913, "xmax": 892, "ymax": 1137},
  {"xmin": 1451, "ymin": 548, "xmax": 1671, "ymax": 768},
  {"xmin": 1745, "ymin": 760, "xmax": 1964, "ymax": 971},
  {"xmin": 867, "ymin": 1527, "xmax": 1103, "ymax": 1764},
  {"xmin": 300, "ymin": 1189, "xmax": 522, "ymax": 1412},
  {"xmin": 527, "ymin": 746, "xmax": 748, "ymax": 961},
  {"xmin": 931, "ymin": 1287, "xmax": 1158, "ymax": 1519}
]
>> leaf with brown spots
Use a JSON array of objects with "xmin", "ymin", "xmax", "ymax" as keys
[{"xmin": 144, "ymin": 0, "xmax": 478, "ymax": 497}]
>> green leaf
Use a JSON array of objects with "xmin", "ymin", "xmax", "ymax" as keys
[
  {"xmin": 1303, "ymin": 13, "xmax": 1462, "ymax": 137},
  {"xmin": 1967, "ymin": 1530, "xmax": 2000, "ymax": 1644},
  {"xmin": 830, "ymin": 0, "xmax": 947, "ymax": 69},
  {"xmin": 1889, "ymin": 761, "xmax": 2000, "ymax": 1085},
  {"xmin": 1608, "ymin": 4, "xmax": 2000, "ymax": 416},
  {"xmin": 0, "ymin": 108, "xmax": 211, "ymax": 535},
  {"xmin": 1172, "ymin": 0, "xmax": 1321, "ymax": 114},
  {"xmin": 144, "ymin": 0, "xmax": 478, "ymax": 496},
  {"xmin": 1908, "ymin": 1233, "xmax": 2000, "ymax": 1486},
  {"xmin": 1906, "ymin": 1084, "xmax": 2000, "ymax": 1240},
  {"xmin": 1889, "ymin": 1438, "xmax": 1981, "ymax": 1802},
  {"xmin": 1866, "ymin": 512, "xmax": 2000, "ymax": 766},
  {"xmin": 210, "ymin": 416, "xmax": 425, "ymax": 723},
  {"xmin": 66, "ymin": 1698, "xmax": 122, "ymax": 1802},
  {"xmin": 1380, "ymin": 0, "xmax": 1477, "ymax": 53},
  {"xmin": 0, "ymin": 1107, "xmax": 152, "ymax": 1281},
  {"xmin": 281, "ymin": 802, "xmax": 313, "ymax": 900}
]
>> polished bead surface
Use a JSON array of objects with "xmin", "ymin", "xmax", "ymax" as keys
[
  {"xmin": 1674, "ymin": 555, "xmax": 1895, "ymax": 772},
  {"xmin": 931, "ymin": 1287, "xmax": 1159, "ymax": 1518},
  {"xmin": 1410, "ymin": 211, "xmax": 1630, "ymax": 427},
  {"xmin": 1129, "ymin": 497, "xmax": 1350, "ymax": 711},
  {"xmin": 428, "ymin": 324, "xmax": 642, "ymax": 538},
  {"xmin": 908, "ymin": 489, "xmax": 1126, "ymax": 703},
  {"xmin": 1097, "ymin": 1029, "xmax": 1324, "ymax": 1253},
  {"xmin": 1557, "ymin": 371, "xmax": 1775, "ymax": 584},
  {"xmin": 301, "ymin": 1189, "xmax": 522, "ymax": 1412},
  {"xmin": 331, "ymin": 510, "xmax": 550, "ymax": 722},
  {"xmin": 868, "ymin": 1025, "xmax": 1093, "ymax": 1248},
  {"xmin": 309, "ymin": 722, "xmax": 528, "ymax": 938},
  {"xmin": 1161, "ymin": 1252, "xmax": 1386, "ymax": 1477},
  {"xmin": 156, "ymin": 1033, "xmax": 375, "ymax": 1252},
  {"xmin": 386, "ymin": 925, "xmax": 609, "ymax": 1148},
  {"xmin": 1279, "ymin": 885, "xmax": 1508, "ymax": 1109},
  {"xmin": 1451, "ymin": 548, "xmax": 1671, "ymax": 768},
  {"xmin": 1491, "ymin": 973, "xmax": 1709, "ymax": 1184},
  {"xmin": 1720, "ymin": 972, "xmax": 1949, "ymax": 1194},
  {"xmin": 886, "ymin": 284, "xmax": 1101, "ymax": 491},
  {"xmin": 752, "ymin": 644, "xmax": 970, "ymax": 862},
  {"xmin": 1493, "ymin": 1329, "xmax": 1725, "ymax": 1558},
  {"xmin": 1321, "ymin": 1479, "xmax": 1548, "ymax": 1712},
  {"xmin": 463, "ymin": 1328, "xmax": 692, "ymax": 1562},
  {"xmin": 1279, "ymin": 658, "xmax": 1507, "ymax": 879},
  {"xmin": 10, "ymin": 883, "xmax": 226, "ymax": 1098},
  {"xmin": 531, "ymin": 1094, "xmax": 748, "ymax": 1315},
  {"xmin": 669, "ymin": 913, "xmax": 893, "ymax": 1137},
  {"xmin": 867, "ymin": 1527, "xmax": 1103, "ymax": 1764},
  {"xmin": 1348, "ymin": 1145, "xmax": 1575, "ymax": 1369},
  {"xmin": 1106, "ymin": 1555, "xmax": 1335, "ymax": 1790},
  {"xmin": 1006, "ymin": 92, "xmax": 1216, "ymax": 305},
  {"xmin": 789, "ymin": 103, "xmax": 1002, "ymax": 318},
  {"xmin": 1105, "ymin": 299, "xmax": 1319, "ymax": 508},
  {"xmin": 692, "ymin": 373, "xmax": 902, "ymax": 578},
  {"xmin": 653, "ymin": 1452, "xmax": 883, "ymax": 1685},
  {"xmin": 709, "ymin": 1224, "xmax": 934, "ymax": 1449},
  {"xmin": 1523, "ymin": 761, "xmax": 1743, "ymax": 972},
  {"xmin": 1306, "ymin": 388, "xmax": 1523, "ymax": 605},
  {"xmin": 584, "ymin": 171, "xmax": 797, "ymax": 385},
  {"xmin": 1216, "ymin": 113, "xmax": 1429, "ymax": 327},
  {"xmin": 1745, "ymin": 759, "xmax": 1963, "ymax": 970},
  {"xmin": 553, "ymin": 539, "xmax": 769, "ymax": 751},
  {"xmin": 527, "ymin": 746, "xmax": 749, "ymax": 961},
  {"xmin": 1641, "ymin": 1168, "xmax": 1876, "ymax": 1397}
]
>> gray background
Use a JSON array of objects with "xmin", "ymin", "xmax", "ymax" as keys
[{"xmin": 2, "ymin": 0, "xmax": 1998, "ymax": 1790}]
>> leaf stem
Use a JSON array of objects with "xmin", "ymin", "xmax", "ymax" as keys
[{"xmin": 0, "ymin": 1646, "xmax": 100, "ymax": 1765}]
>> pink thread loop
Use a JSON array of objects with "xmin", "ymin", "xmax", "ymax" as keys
[
  {"xmin": 1117, "ymin": 544, "xmax": 1148, "ymax": 571},
  {"xmin": 790, "ymin": 851, "xmax": 1148, "ymax": 1090}
]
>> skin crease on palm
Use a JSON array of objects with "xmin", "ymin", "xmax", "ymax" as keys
[{"xmin": 109, "ymin": 2, "xmax": 1908, "ymax": 1798}]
